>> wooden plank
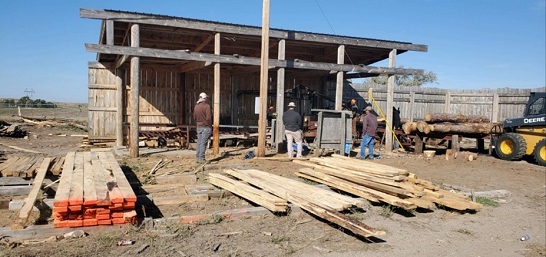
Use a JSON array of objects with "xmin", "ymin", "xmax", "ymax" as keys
[
  {"xmin": 208, "ymin": 173, "xmax": 287, "ymax": 212},
  {"xmin": 50, "ymin": 156, "xmax": 65, "ymax": 176},
  {"xmin": 97, "ymin": 152, "xmax": 137, "ymax": 202},
  {"xmin": 82, "ymin": 152, "xmax": 98, "ymax": 206},
  {"xmin": 14, "ymin": 157, "xmax": 37, "ymax": 178},
  {"xmin": 91, "ymin": 153, "xmax": 111, "ymax": 206},
  {"xmin": 12, "ymin": 158, "xmax": 52, "ymax": 229},
  {"xmin": 68, "ymin": 153, "xmax": 84, "ymax": 206},
  {"xmin": 0, "ymin": 157, "xmax": 20, "ymax": 174},
  {"xmin": 154, "ymin": 174, "xmax": 197, "ymax": 185},
  {"xmin": 25, "ymin": 157, "xmax": 45, "ymax": 178},
  {"xmin": 53, "ymin": 152, "xmax": 75, "ymax": 207}
]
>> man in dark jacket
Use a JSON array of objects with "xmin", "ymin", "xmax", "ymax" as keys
[
  {"xmin": 360, "ymin": 105, "xmax": 378, "ymax": 159},
  {"xmin": 282, "ymin": 102, "xmax": 303, "ymax": 158},
  {"xmin": 193, "ymin": 92, "xmax": 212, "ymax": 163}
]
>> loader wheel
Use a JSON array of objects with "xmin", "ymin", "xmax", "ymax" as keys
[
  {"xmin": 495, "ymin": 133, "xmax": 526, "ymax": 161},
  {"xmin": 533, "ymin": 138, "xmax": 546, "ymax": 166}
]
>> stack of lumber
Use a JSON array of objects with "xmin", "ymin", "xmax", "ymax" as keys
[
  {"xmin": 402, "ymin": 113, "xmax": 498, "ymax": 135},
  {"xmin": 0, "ymin": 155, "xmax": 64, "ymax": 178},
  {"xmin": 211, "ymin": 169, "xmax": 385, "ymax": 238},
  {"xmin": 0, "ymin": 121, "xmax": 26, "ymax": 137},
  {"xmin": 294, "ymin": 154, "xmax": 482, "ymax": 212},
  {"xmin": 53, "ymin": 151, "xmax": 137, "ymax": 228}
]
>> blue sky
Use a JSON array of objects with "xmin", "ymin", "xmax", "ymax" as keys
[{"xmin": 0, "ymin": 0, "xmax": 544, "ymax": 103}]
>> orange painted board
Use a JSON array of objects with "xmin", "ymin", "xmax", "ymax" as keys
[
  {"xmin": 97, "ymin": 219, "xmax": 112, "ymax": 225},
  {"xmin": 111, "ymin": 218, "xmax": 126, "ymax": 224},
  {"xmin": 83, "ymin": 219, "xmax": 98, "ymax": 227},
  {"xmin": 97, "ymin": 152, "xmax": 137, "ymax": 202},
  {"xmin": 67, "ymin": 220, "xmax": 83, "ymax": 227}
]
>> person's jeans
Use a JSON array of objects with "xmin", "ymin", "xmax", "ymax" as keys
[
  {"xmin": 196, "ymin": 126, "xmax": 212, "ymax": 162},
  {"xmin": 285, "ymin": 129, "xmax": 303, "ymax": 158},
  {"xmin": 360, "ymin": 134, "xmax": 375, "ymax": 159}
]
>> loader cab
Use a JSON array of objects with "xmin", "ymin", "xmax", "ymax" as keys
[{"xmin": 524, "ymin": 92, "xmax": 546, "ymax": 117}]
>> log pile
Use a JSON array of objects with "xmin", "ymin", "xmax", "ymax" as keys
[
  {"xmin": 53, "ymin": 151, "xmax": 137, "ymax": 228},
  {"xmin": 0, "ymin": 155, "xmax": 64, "ymax": 178},
  {"xmin": 212, "ymin": 168, "xmax": 385, "ymax": 238},
  {"xmin": 0, "ymin": 121, "xmax": 27, "ymax": 138},
  {"xmin": 293, "ymin": 155, "xmax": 482, "ymax": 212},
  {"xmin": 402, "ymin": 113, "xmax": 499, "ymax": 135}
]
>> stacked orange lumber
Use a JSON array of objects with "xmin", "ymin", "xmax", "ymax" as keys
[
  {"xmin": 53, "ymin": 151, "xmax": 137, "ymax": 228},
  {"xmin": 293, "ymin": 154, "xmax": 482, "ymax": 212}
]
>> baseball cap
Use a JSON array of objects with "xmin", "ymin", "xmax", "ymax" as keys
[
  {"xmin": 288, "ymin": 102, "xmax": 296, "ymax": 107},
  {"xmin": 199, "ymin": 92, "xmax": 208, "ymax": 98}
]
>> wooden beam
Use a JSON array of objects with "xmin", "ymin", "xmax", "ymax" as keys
[
  {"xmin": 335, "ymin": 45, "xmax": 345, "ymax": 110},
  {"xmin": 129, "ymin": 24, "xmax": 140, "ymax": 158},
  {"xmin": 12, "ymin": 158, "xmax": 52, "ymax": 229},
  {"xmin": 194, "ymin": 34, "xmax": 214, "ymax": 52},
  {"xmin": 85, "ymin": 44, "xmax": 424, "ymax": 76},
  {"xmin": 385, "ymin": 49, "xmax": 397, "ymax": 152},
  {"xmin": 213, "ymin": 33, "xmax": 221, "ymax": 156},
  {"xmin": 257, "ymin": 0, "xmax": 270, "ymax": 157},
  {"xmin": 115, "ymin": 71, "xmax": 124, "ymax": 147},
  {"xmin": 275, "ymin": 39, "xmax": 286, "ymax": 152},
  {"xmin": 106, "ymin": 20, "xmax": 114, "ymax": 45},
  {"xmin": 80, "ymin": 9, "xmax": 427, "ymax": 52}
]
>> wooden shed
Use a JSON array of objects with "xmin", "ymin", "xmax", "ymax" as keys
[{"xmin": 81, "ymin": 8, "xmax": 427, "ymax": 156}]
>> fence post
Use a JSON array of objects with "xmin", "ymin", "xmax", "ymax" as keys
[
  {"xmin": 492, "ymin": 93, "xmax": 499, "ymax": 123},
  {"xmin": 409, "ymin": 91, "xmax": 415, "ymax": 122},
  {"xmin": 444, "ymin": 91, "xmax": 451, "ymax": 113}
]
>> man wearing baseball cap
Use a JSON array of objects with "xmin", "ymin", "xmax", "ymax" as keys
[
  {"xmin": 360, "ymin": 105, "xmax": 378, "ymax": 160},
  {"xmin": 282, "ymin": 102, "xmax": 303, "ymax": 158},
  {"xmin": 193, "ymin": 92, "xmax": 212, "ymax": 164}
]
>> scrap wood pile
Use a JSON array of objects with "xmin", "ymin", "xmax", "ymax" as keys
[
  {"xmin": 0, "ymin": 155, "xmax": 64, "ymax": 178},
  {"xmin": 0, "ymin": 121, "xmax": 27, "ymax": 137},
  {"xmin": 16, "ymin": 116, "xmax": 87, "ymax": 132},
  {"xmin": 402, "ymin": 113, "xmax": 499, "ymax": 135},
  {"xmin": 293, "ymin": 154, "xmax": 482, "ymax": 212},
  {"xmin": 209, "ymin": 169, "xmax": 385, "ymax": 238},
  {"xmin": 53, "ymin": 151, "xmax": 137, "ymax": 228}
]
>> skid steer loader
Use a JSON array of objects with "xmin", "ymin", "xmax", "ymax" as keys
[{"xmin": 490, "ymin": 92, "xmax": 546, "ymax": 166}]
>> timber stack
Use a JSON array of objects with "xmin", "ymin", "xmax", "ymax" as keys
[
  {"xmin": 53, "ymin": 151, "xmax": 137, "ymax": 228},
  {"xmin": 293, "ymin": 155, "xmax": 482, "ymax": 212},
  {"xmin": 402, "ymin": 113, "xmax": 499, "ymax": 135},
  {"xmin": 0, "ymin": 155, "xmax": 64, "ymax": 178}
]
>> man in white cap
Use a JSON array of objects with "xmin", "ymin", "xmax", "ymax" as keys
[
  {"xmin": 282, "ymin": 102, "xmax": 303, "ymax": 158},
  {"xmin": 360, "ymin": 105, "xmax": 378, "ymax": 160},
  {"xmin": 193, "ymin": 92, "xmax": 212, "ymax": 163}
]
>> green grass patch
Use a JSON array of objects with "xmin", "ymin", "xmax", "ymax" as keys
[{"xmin": 475, "ymin": 196, "xmax": 500, "ymax": 207}]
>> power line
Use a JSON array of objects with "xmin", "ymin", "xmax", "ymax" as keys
[{"xmin": 24, "ymin": 88, "xmax": 35, "ymax": 98}]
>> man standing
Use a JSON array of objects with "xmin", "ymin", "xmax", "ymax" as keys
[
  {"xmin": 193, "ymin": 92, "xmax": 212, "ymax": 164},
  {"xmin": 360, "ymin": 105, "xmax": 378, "ymax": 160},
  {"xmin": 349, "ymin": 99, "xmax": 359, "ymax": 140},
  {"xmin": 282, "ymin": 102, "xmax": 303, "ymax": 158}
]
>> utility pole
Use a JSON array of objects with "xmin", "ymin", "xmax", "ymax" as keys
[{"xmin": 257, "ymin": 0, "xmax": 270, "ymax": 157}]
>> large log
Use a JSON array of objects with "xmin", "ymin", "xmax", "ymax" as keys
[
  {"xmin": 430, "ymin": 123, "xmax": 498, "ymax": 134},
  {"xmin": 424, "ymin": 113, "xmax": 490, "ymax": 123},
  {"xmin": 402, "ymin": 122, "xmax": 417, "ymax": 134}
]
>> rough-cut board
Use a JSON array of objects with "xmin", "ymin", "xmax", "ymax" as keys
[
  {"xmin": 53, "ymin": 151, "xmax": 137, "ymax": 228},
  {"xmin": 12, "ymin": 158, "xmax": 52, "ymax": 229}
]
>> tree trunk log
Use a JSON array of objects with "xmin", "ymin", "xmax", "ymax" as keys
[
  {"xmin": 402, "ymin": 122, "xmax": 417, "ymax": 134},
  {"xmin": 416, "ymin": 121, "xmax": 432, "ymax": 134},
  {"xmin": 424, "ymin": 113, "xmax": 490, "ymax": 123},
  {"xmin": 431, "ymin": 123, "xmax": 498, "ymax": 134}
]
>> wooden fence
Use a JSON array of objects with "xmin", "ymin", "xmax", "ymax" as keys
[{"xmin": 342, "ymin": 83, "xmax": 545, "ymax": 122}]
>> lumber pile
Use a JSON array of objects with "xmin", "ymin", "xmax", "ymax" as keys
[
  {"xmin": 0, "ymin": 155, "xmax": 64, "ymax": 178},
  {"xmin": 53, "ymin": 151, "xmax": 137, "ymax": 228},
  {"xmin": 293, "ymin": 154, "xmax": 482, "ymax": 212},
  {"xmin": 0, "ymin": 121, "xmax": 27, "ymax": 138},
  {"xmin": 212, "ymin": 169, "xmax": 385, "ymax": 238},
  {"xmin": 402, "ymin": 113, "xmax": 499, "ymax": 135}
]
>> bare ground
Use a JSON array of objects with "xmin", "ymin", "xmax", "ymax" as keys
[{"xmin": 0, "ymin": 115, "xmax": 545, "ymax": 257}]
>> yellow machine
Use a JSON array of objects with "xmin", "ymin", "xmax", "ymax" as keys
[{"xmin": 491, "ymin": 92, "xmax": 546, "ymax": 166}]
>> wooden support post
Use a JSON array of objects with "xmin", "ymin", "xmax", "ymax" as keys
[
  {"xmin": 409, "ymin": 91, "xmax": 415, "ymax": 122},
  {"xmin": 335, "ymin": 45, "xmax": 345, "ymax": 110},
  {"xmin": 451, "ymin": 135, "xmax": 460, "ymax": 152},
  {"xmin": 275, "ymin": 39, "xmax": 286, "ymax": 152},
  {"xmin": 115, "ymin": 74, "xmax": 124, "ymax": 146},
  {"xmin": 492, "ymin": 93, "xmax": 499, "ymax": 123},
  {"xmin": 129, "ymin": 24, "xmax": 140, "ymax": 158},
  {"xmin": 414, "ymin": 134, "xmax": 424, "ymax": 154},
  {"xmin": 385, "ymin": 49, "xmax": 396, "ymax": 152},
  {"xmin": 257, "ymin": 0, "xmax": 270, "ymax": 157},
  {"xmin": 106, "ymin": 20, "xmax": 114, "ymax": 45},
  {"xmin": 213, "ymin": 33, "xmax": 221, "ymax": 156},
  {"xmin": 444, "ymin": 92, "xmax": 451, "ymax": 113}
]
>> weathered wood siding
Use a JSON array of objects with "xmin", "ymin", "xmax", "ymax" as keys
[
  {"xmin": 343, "ymin": 83, "xmax": 545, "ymax": 122},
  {"xmin": 88, "ymin": 63, "xmax": 118, "ymax": 139}
]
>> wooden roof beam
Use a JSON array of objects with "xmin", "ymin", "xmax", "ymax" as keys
[
  {"xmin": 80, "ymin": 8, "xmax": 427, "ymax": 52},
  {"xmin": 85, "ymin": 43, "xmax": 423, "ymax": 76}
]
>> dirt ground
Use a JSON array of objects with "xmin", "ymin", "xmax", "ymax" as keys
[{"xmin": 0, "ymin": 117, "xmax": 545, "ymax": 257}]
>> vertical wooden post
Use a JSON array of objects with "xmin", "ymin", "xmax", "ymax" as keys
[
  {"xmin": 275, "ymin": 39, "xmax": 286, "ymax": 152},
  {"xmin": 257, "ymin": 0, "xmax": 270, "ymax": 157},
  {"xmin": 106, "ymin": 20, "xmax": 114, "ymax": 46},
  {"xmin": 335, "ymin": 45, "xmax": 345, "ymax": 110},
  {"xmin": 451, "ymin": 135, "xmax": 460, "ymax": 152},
  {"xmin": 385, "ymin": 49, "xmax": 396, "ymax": 152},
  {"xmin": 212, "ymin": 33, "xmax": 221, "ymax": 156},
  {"xmin": 444, "ymin": 91, "xmax": 451, "ymax": 113},
  {"xmin": 115, "ymin": 74, "xmax": 123, "ymax": 146},
  {"xmin": 414, "ymin": 134, "xmax": 424, "ymax": 154},
  {"xmin": 129, "ymin": 24, "xmax": 140, "ymax": 158},
  {"xmin": 492, "ymin": 93, "xmax": 500, "ymax": 122},
  {"xmin": 409, "ymin": 91, "xmax": 415, "ymax": 122}
]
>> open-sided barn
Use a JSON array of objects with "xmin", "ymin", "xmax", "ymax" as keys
[{"xmin": 81, "ymin": 8, "xmax": 427, "ymax": 156}]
